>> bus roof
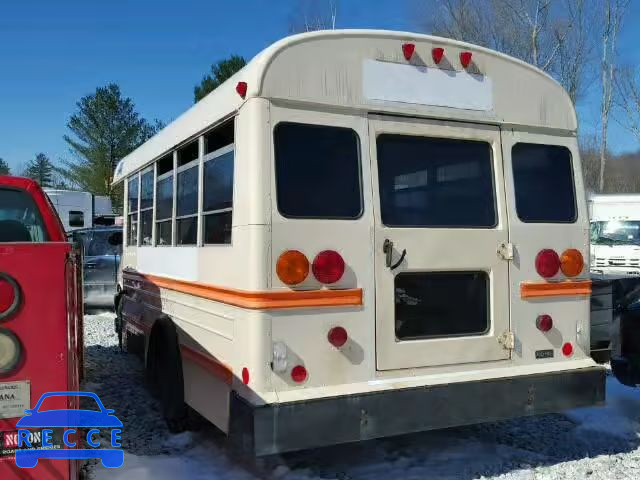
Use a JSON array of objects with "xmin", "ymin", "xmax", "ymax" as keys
[{"xmin": 113, "ymin": 29, "xmax": 577, "ymax": 184}]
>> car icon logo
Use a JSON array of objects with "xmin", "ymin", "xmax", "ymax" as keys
[{"xmin": 14, "ymin": 391, "xmax": 124, "ymax": 469}]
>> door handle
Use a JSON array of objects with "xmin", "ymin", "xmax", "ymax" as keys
[{"xmin": 383, "ymin": 239, "xmax": 407, "ymax": 270}]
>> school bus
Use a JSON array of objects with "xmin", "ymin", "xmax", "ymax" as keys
[{"xmin": 111, "ymin": 30, "xmax": 605, "ymax": 455}]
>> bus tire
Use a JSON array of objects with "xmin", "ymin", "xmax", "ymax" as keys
[{"xmin": 149, "ymin": 317, "xmax": 188, "ymax": 433}]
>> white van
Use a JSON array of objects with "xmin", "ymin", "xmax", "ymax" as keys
[
  {"xmin": 44, "ymin": 189, "xmax": 114, "ymax": 232},
  {"xmin": 589, "ymin": 194, "xmax": 640, "ymax": 276},
  {"xmin": 111, "ymin": 30, "xmax": 605, "ymax": 455}
]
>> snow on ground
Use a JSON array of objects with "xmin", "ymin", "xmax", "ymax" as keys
[{"xmin": 84, "ymin": 312, "xmax": 640, "ymax": 480}]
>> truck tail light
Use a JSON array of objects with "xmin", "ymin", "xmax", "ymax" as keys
[
  {"xmin": 560, "ymin": 249, "xmax": 584, "ymax": 277},
  {"xmin": 312, "ymin": 250, "xmax": 345, "ymax": 284},
  {"xmin": 0, "ymin": 328, "xmax": 22, "ymax": 375},
  {"xmin": 535, "ymin": 249, "xmax": 560, "ymax": 278},
  {"xmin": 0, "ymin": 273, "xmax": 20, "ymax": 320},
  {"xmin": 276, "ymin": 250, "xmax": 309, "ymax": 286}
]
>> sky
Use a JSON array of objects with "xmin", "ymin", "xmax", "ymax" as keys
[{"xmin": 0, "ymin": 0, "xmax": 639, "ymax": 174}]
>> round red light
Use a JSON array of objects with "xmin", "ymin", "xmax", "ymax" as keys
[
  {"xmin": 328, "ymin": 327, "xmax": 348, "ymax": 348},
  {"xmin": 242, "ymin": 367, "xmax": 250, "ymax": 385},
  {"xmin": 312, "ymin": 250, "xmax": 345, "ymax": 284},
  {"xmin": 535, "ymin": 249, "xmax": 561, "ymax": 278},
  {"xmin": 291, "ymin": 365, "xmax": 308, "ymax": 383},
  {"xmin": 536, "ymin": 314, "xmax": 553, "ymax": 332},
  {"xmin": 562, "ymin": 342, "xmax": 573, "ymax": 357},
  {"xmin": 0, "ymin": 274, "xmax": 20, "ymax": 321}
]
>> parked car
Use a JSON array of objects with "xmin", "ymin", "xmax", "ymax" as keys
[{"xmin": 71, "ymin": 226, "xmax": 122, "ymax": 309}]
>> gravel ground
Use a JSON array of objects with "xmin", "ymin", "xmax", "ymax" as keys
[{"xmin": 83, "ymin": 312, "xmax": 640, "ymax": 480}]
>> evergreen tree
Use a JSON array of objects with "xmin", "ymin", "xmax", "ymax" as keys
[
  {"xmin": 23, "ymin": 153, "xmax": 54, "ymax": 187},
  {"xmin": 0, "ymin": 158, "xmax": 10, "ymax": 175},
  {"xmin": 194, "ymin": 55, "xmax": 246, "ymax": 102},
  {"xmin": 60, "ymin": 84, "xmax": 162, "ymax": 209}
]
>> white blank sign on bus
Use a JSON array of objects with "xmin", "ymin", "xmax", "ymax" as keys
[{"xmin": 362, "ymin": 59, "xmax": 493, "ymax": 111}]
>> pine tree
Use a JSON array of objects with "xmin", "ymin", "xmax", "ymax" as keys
[
  {"xmin": 0, "ymin": 158, "xmax": 10, "ymax": 175},
  {"xmin": 194, "ymin": 55, "xmax": 246, "ymax": 102},
  {"xmin": 60, "ymin": 84, "xmax": 162, "ymax": 209},
  {"xmin": 23, "ymin": 153, "xmax": 54, "ymax": 187}
]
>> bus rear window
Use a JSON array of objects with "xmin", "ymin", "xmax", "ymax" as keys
[
  {"xmin": 0, "ymin": 188, "xmax": 48, "ymax": 242},
  {"xmin": 274, "ymin": 123, "xmax": 362, "ymax": 219},
  {"xmin": 512, "ymin": 143, "xmax": 576, "ymax": 223}
]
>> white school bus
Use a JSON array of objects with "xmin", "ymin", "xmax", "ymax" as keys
[{"xmin": 112, "ymin": 30, "xmax": 605, "ymax": 455}]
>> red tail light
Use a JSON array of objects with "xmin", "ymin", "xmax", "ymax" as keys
[
  {"xmin": 536, "ymin": 314, "xmax": 553, "ymax": 332},
  {"xmin": 460, "ymin": 51, "xmax": 473, "ymax": 68},
  {"xmin": 432, "ymin": 47, "xmax": 445, "ymax": 64},
  {"xmin": 0, "ymin": 273, "xmax": 20, "ymax": 320},
  {"xmin": 291, "ymin": 365, "xmax": 308, "ymax": 383},
  {"xmin": 562, "ymin": 342, "xmax": 574, "ymax": 357},
  {"xmin": 242, "ymin": 367, "xmax": 250, "ymax": 385},
  {"xmin": 535, "ymin": 249, "xmax": 560, "ymax": 278},
  {"xmin": 236, "ymin": 81, "xmax": 248, "ymax": 99},
  {"xmin": 328, "ymin": 327, "xmax": 348, "ymax": 348},
  {"xmin": 402, "ymin": 43, "xmax": 415, "ymax": 60},
  {"xmin": 312, "ymin": 250, "xmax": 345, "ymax": 284}
]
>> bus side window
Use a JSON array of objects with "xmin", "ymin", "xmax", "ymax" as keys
[
  {"xmin": 127, "ymin": 175, "xmax": 139, "ymax": 246},
  {"xmin": 202, "ymin": 149, "xmax": 233, "ymax": 244}
]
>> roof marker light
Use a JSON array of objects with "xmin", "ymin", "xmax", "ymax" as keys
[
  {"xmin": 236, "ymin": 81, "xmax": 248, "ymax": 99},
  {"xmin": 402, "ymin": 43, "xmax": 415, "ymax": 60},
  {"xmin": 432, "ymin": 47, "xmax": 445, "ymax": 64},
  {"xmin": 460, "ymin": 51, "xmax": 473, "ymax": 68}
]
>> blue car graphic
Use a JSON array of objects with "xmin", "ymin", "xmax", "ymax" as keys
[{"xmin": 15, "ymin": 391, "xmax": 124, "ymax": 468}]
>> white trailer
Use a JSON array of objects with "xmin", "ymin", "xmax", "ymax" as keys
[
  {"xmin": 44, "ymin": 189, "xmax": 115, "ymax": 232},
  {"xmin": 589, "ymin": 193, "xmax": 640, "ymax": 276}
]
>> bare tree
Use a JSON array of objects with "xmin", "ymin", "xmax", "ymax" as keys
[
  {"xmin": 614, "ymin": 66, "xmax": 640, "ymax": 141},
  {"xmin": 419, "ymin": 0, "xmax": 597, "ymax": 103},
  {"xmin": 598, "ymin": 0, "xmax": 629, "ymax": 192},
  {"xmin": 289, "ymin": 0, "xmax": 338, "ymax": 33}
]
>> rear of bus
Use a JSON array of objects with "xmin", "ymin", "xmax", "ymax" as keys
[
  {"xmin": 228, "ymin": 31, "xmax": 605, "ymax": 455},
  {"xmin": 0, "ymin": 176, "xmax": 82, "ymax": 479}
]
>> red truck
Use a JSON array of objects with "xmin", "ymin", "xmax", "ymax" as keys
[{"xmin": 0, "ymin": 176, "xmax": 83, "ymax": 479}]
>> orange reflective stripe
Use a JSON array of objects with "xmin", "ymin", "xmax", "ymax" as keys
[
  {"xmin": 521, "ymin": 280, "xmax": 592, "ymax": 299},
  {"xmin": 123, "ymin": 271, "xmax": 363, "ymax": 310},
  {"xmin": 180, "ymin": 345, "xmax": 233, "ymax": 385}
]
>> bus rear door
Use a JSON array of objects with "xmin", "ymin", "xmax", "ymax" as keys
[{"xmin": 369, "ymin": 116, "xmax": 511, "ymax": 370}]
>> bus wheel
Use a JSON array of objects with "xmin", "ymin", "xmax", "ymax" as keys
[{"xmin": 152, "ymin": 319, "xmax": 188, "ymax": 433}]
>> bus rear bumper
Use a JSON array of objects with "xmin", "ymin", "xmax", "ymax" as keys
[{"xmin": 229, "ymin": 366, "xmax": 605, "ymax": 456}]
